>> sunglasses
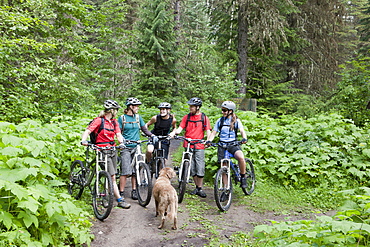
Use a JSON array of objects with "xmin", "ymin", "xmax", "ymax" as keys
[{"xmin": 221, "ymin": 108, "xmax": 228, "ymax": 112}]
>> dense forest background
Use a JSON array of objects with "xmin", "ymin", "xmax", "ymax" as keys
[
  {"xmin": 1, "ymin": 0, "xmax": 369, "ymax": 125},
  {"xmin": 1, "ymin": 1, "xmax": 370, "ymax": 246}
]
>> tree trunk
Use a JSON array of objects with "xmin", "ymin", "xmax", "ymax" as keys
[{"xmin": 237, "ymin": 2, "xmax": 248, "ymax": 95}]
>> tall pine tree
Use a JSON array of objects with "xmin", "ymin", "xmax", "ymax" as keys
[{"xmin": 132, "ymin": 0, "xmax": 179, "ymax": 106}]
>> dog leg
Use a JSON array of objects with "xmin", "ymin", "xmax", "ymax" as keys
[{"xmin": 155, "ymin": 199, "xmax": 159, "ymax": 217}]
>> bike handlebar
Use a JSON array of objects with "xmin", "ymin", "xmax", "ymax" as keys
[
  {"xmin": 124, "ymin": 139, "xmax": 149, "ymax": 145},
  {"xmin": 174, "ymin": 136, "xmax": 205, "ymax": 144},
  {"xmin": 87, "ymin": 143, "xmax": 124, "ymax": 151},
  {"xmin": 209, "ymin": 141, "xmax": 245, "ymax": 148}
]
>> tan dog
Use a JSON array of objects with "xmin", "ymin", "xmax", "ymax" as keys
[{"xmin": 152, "ymin": 167, "xmax": 178, "ymax": 230}]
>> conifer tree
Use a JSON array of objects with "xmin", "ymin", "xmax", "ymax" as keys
[{"xmin": 132, "ymin": 0, "xmax": 179, "ymax": 106}]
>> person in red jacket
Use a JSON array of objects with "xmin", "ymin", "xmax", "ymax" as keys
[
  {"xmin": 81, "ymin": 99, "xmax": 131, "ymax": 209},
  {"xmin": 169, "ymin": 97, "xmax": 211, "ymax": 198}
]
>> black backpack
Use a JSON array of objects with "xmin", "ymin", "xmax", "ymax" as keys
[
  {"xmin": 89, "ymin": 117, "xmax": 116, "ymax": 144},
  {"xmin": 184, "ymin": 112, "xmax": 207, "ymax": 131}
]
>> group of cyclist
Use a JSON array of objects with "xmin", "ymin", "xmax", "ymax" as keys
[{"xmin": 81, "ymin": 97, "xmax": 248, "ymax": 209}]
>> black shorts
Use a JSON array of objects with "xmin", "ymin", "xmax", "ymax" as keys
[{"xmin": 217, "ymin": 144, "xmax": 241, "ymax": 162}]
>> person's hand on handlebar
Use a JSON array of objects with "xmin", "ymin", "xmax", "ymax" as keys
[
  {"xmin": 81, "ymin": 140, "xmax": 89, "ymax": 146},
  {"xmin": 241, "ymin": 138, "xmax": 247, "ymax": 144},
  {"xmin": 205, "ymin": 140, "xmax": 212, "ymax": 147},
  {"xmin": 151, "ymin": 135, "xmax": 159, "ymax": 144},
  {"xmin": 118, "ymin": 142, "xmax": 126, "ymax": 149}
]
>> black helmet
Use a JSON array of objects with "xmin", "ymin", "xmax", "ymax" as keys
[
  {"xmin": 125, "ymin": 97, "xmax": 142, "ymax": 106},
  {"xmin": 221, "ymin": 101, "xmax": 236, "ymax": 111},
  {"xmin": 104, "ymin": 99, "xmax": 121, "ymax": 110},
  {"xmin": 158, "ymin": 102, "xmax": 171, "ymax": 109},
  {"xmin": 187, "ymin": 97, "xmax": 202, "ymax": 106}
]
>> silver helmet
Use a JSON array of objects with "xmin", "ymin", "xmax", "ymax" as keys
[
  {"xmin": 104, "ymin": 99, "xmax": 121, "ymax": 109},
  {"xmin": 221, "ymin": 101, "xmax": 236, "ymax": 111},
  {"xmin": 187, "ymin": 97, "xmax": 202, "ymax": 106},
  {"xmin": 158, "ymin": 102, "xmax": 172, "ymax": 109},
  {"xmin": 125, "ymin": 97, "xmax": 142, "ymax": 106}
]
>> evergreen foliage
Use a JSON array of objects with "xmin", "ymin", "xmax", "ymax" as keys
[{"xmin": 131, "ymin": 0, "xmax": 179, "ymax": 106}]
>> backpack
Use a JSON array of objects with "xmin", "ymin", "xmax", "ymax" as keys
[
  {"xmin": 218, "ymin": 117, "xmax": 238, "ymax": 139},
  {"xmin": 120, "ymin": 114, "xmax": 141, "ymax": 133},
  {"xmin": 184, "ymin": 112, "xmax": 207, "ymax": 131},
  {"xmin": 89, "ymin": 117, "xmax": 116, "ymax": 144}
]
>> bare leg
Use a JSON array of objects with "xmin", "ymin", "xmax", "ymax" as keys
[
  {"xmin": 234, "ymin": 150, "xmax": 246, "ymax": 174},
  {"xmin": 119, "ymin": 175, "xmax": 128, "ymax": 193},
  {"xmin": 112, "ymin": 175, "xmax": 120, "ymax": 199}
]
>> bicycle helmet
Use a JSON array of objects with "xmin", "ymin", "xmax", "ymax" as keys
[
  {"xmin": 221, "ymin": 101, "xmax": 236, "ymax": 111},
  {"xmin": 158, "ymin": 102, "xmax": 171, "ymax": 109},
  {"xmin": 104, "ymin": 99, "xmax": 121, "ymax": 109},
  {"xmin": 125, "ymin": 97, "xmax": 142, "ymax": 106},
  {"xmin": 187, "ymin": 97, "xmax": 202, "ymax": 106}
]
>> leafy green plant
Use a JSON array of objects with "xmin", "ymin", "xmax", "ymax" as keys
[
  {"xmin": 251, "ymin": 187, "xmax": 370, "ymax": 246},
  {"xmin": 0, "ymin": 120, "xmax": 93, "ymax": 246}
]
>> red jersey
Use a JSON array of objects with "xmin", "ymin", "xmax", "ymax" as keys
[
  {"xmin": 88, "ymin": 117, "xmax": 120, "ymax": 147},
  {"xmin": 179, "ymin": 113, "xmax": 211, "ymax": 149}
]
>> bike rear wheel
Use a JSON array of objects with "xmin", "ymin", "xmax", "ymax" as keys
[
  {"xmin": 178, "ymin": 160, "xmax": 189, "ymax": 203},
  {"xmin": 214, "ymin": 167, "xmax": 233, "ymax": 211},
  {"xmin": 241, "ymin": 158, "xmax": 256, "ymax": 195},
  {"xmin": 155, "ymin": 158, "xmax": 166, "ymax": 179},
  {"xmin": 136, "ymin": 162, "xmax": 152, "ymax": 207},
  {"xmin": 92, "ymin": 170, "xmax": 114, "ymax": 221},
  {"xmin": 68, "ymin": 160, "xmax": 85, "ymax": 199}
]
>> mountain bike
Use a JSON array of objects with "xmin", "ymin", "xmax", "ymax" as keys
[
  {"xmin": 150, "ymin": 135, "xmax": 170, "ymax": 179},
  {"xmin": 211, "ymin": 141, "xmax": 255, "ymax": 211},
  {"xmin": 118, "ymin": 139, "xmax": 152, "ymax": 207},
  {"xmin": 174, "ymin": 136, "xmax": 205, "ymax": 203},
  {"xmin": 68, "ymin": 144, "xmax": 119, "ymax": 220}
]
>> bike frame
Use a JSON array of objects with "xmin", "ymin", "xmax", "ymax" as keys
[
  {"xmin": 128, "ymin": 140, "xmax": 148, "ymax": 186},
  {"xmin": 178, "ymin": 142, "xmax": 193, "ymax": 183},
  {"xmin": 217, "ymin": 142, "xmax": 242, "ymax": 189}
]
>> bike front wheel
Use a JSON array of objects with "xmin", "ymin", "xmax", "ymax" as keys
[
  {"xmin": 92, "ymin": 170, "xmax": 114, "ymax": 221},
  {"xmin": 68, "ymin": 160, "xmax": 85, "ymax": 199},
  {"xmin": 214, "ymin": 167, "xmax": 233, "ymax": 211},
  {"xmin": 241, "ymin": 158, "xmax": 256, "ymax": 195},
  {"xmin": 136, "ymin": 162, "xmax": 152, "ymax": 207},
  {"xmin": 155, "ymin": 158, "xmax": 166, "ymax": 179},
  {"xmin": 178, "ymin": 160, "xmax": 189, "ymax": 203}
]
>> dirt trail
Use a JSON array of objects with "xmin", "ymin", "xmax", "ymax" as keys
[{"xmin": 90, "ymin": 139, "xmax": 329, "ymax": 246}]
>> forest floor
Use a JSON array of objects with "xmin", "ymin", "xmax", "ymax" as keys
[{"xmin": 89, "ymin": 139, "xmax": 334, "ymax": 247}]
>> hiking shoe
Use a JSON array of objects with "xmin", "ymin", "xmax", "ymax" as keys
[
  {"xmin": 196, "ymin": 189, "xmax": 207, "ymax": 198},
  {"xmin": 220, "ymin": 191, "xmax": 229, "ymax": 202},
  {"xmin": 241, "ymin": 177, "xmax": 247, "ymax": 189},
  {"xmin": 117, "ymin": 200, "xmax": 131, "ymax": 209},
  {"xmin": 190, "ymin": 188, "xmax": 198, "ymax": 195},
  {"xmin": 119, "ymin": 191, "xmax": 125, "ymax": 198},
  {"xmin": 131, "ymin": 189, "xmax": 138, "ymax": 200}
]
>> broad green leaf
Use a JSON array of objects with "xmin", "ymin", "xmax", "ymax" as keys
[
  {"xmin": 0, "ymin": 168, "xmax": 38, "ymax": 183},
  {"xmin": 0, "ymin": 180, "xmax": 28, "ymax": 200},
  {"xmin": 362, "ymin": 148, "xmax": 370, "ymax": 158},
  {"xmin": 18, "ymin": 211, "xmax": 39, "ymax": 228},
  {"xmin": 0, "ymin": 147, "xmax": 23, "ymax": 157},
  {"xmin": 18, "ymin": 197, "xmax": 41, "ymax": 214},
  {"xmin": 0, "ymin": 210, "xmax": 14, "ymax": 230},
  {"xmin": 2, "ymin": 135, "xmax": 23, "ymax": 147}
]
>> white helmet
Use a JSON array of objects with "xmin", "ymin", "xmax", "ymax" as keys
[
  {"xmin": 125, "ymin": 97, "xmax": 142, "ymax": 106},
  {"xmin": 158, "ymin": 102, "xmax": 172, "ymax": 109},
  {"xmin": 221, "ymin": 101, "xmax": 236, "ymax": 111},
  {"xmin": 104, "ymin": 99, "xmax": 121, "ymax": 110}
]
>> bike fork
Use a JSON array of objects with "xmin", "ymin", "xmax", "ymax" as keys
[{"xmin": 220, "ymin": 158, "xmax": 231, "ymax": 190}]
